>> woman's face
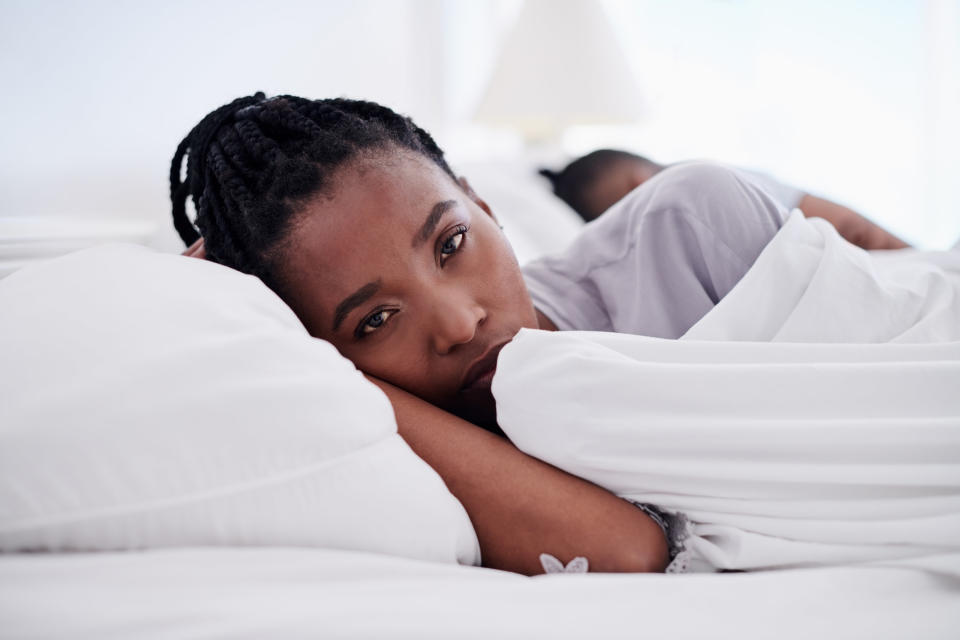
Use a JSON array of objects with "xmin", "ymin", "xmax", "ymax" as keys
[{"xmin": 279, "ymin": 150, "xmax": 540, "ymax": 424}]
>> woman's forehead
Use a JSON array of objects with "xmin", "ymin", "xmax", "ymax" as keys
[
  {"xmin": 306, "ymin": 153, "xmax": 455, "ymax": 230},
  {"xmin": 282, "ymin": 152, "xmax": 468, "ymax": 299}
]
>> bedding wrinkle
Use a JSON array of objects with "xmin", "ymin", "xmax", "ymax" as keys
[{"xmin": 0, "ymin": 437, "xmax": 409, "ymax": 534}]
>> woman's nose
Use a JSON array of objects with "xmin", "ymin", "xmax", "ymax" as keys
[{"xmin": 430, "ymin": 295, "xmax": 486, "ymax": 355}]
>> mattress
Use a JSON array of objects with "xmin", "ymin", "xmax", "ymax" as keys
[{"xmin": 1, "ymin": 547, "xmax": 958, "ymax": 639}]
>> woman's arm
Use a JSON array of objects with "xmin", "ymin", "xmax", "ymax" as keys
[
  {"xmin": 798, "ymin": 194, "xmax": 910, "ymax": 250},
  {"xmin": 368, "ymin": 377, "xmax": 670, "ymax": 575}
]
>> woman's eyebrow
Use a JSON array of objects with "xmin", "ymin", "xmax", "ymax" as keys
[
  {"xmin": 412, "ymin": 200, "xmax": 457, "ymax": 248},
  {"xmin": 332, "ymin": 279, "xmax": 382, "ymax": 332}
]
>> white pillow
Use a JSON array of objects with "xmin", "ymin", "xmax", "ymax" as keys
[
  {"xmin": 455, "ymin": 159, "xmax": 584, "ymax": 265},
  {"xmin": 0, "ymin": 244, "xmax": 479, "ymax": 565}
]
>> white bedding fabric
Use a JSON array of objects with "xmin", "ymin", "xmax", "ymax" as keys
[
  {"xmin": 495, "ymin": 211, "xmax": 960, "ymax": 573},
  {"xmin": 684, "ymin": 209, "xmax": 960, "ymax": 342},
  {"xmin": 1, "ymin": 547, "xmax": 958, "ymax": 639},
  {"xmin": 0, "ymin": 245, "xmax": 478, "ymax": 564}
]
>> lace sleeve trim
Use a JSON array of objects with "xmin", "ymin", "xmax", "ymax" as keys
[
  {"xmin": 537, "ymin": 503, "xmax": 695, "ymax": 575},
  {"xmin": 629, "ymin": 502, "xmax": 694, "ymax": 574}
]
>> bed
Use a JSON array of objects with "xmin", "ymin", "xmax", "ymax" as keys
[
  {"xmin": 3, "ymin": 547, "xmax": 958, "ymax": 639},
  {"xmin": 1, "ymin": 160, "xmax": 958, "ymax": 638}
]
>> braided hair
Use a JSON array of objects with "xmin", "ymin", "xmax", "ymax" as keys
[{"xmin": 170, "ymin": 93, "xmax": 456, "ymax": 292}]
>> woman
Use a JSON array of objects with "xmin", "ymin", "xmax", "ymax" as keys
[{"xmin": 172, "ymin": 93, "xmax": 785, "ymax": 575}]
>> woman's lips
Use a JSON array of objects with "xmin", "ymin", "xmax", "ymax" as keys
[
  {"xmin": 462, "ymin": 364, "xmax": 497, "ymax": 392},
  {"xmin": 460, "ymin": 342, "xmax": 508, "ymax": 392}
]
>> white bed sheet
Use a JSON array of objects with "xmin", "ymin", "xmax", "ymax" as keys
[{"xmin": 1, "ymin": 547, "xmax": 958, "ymax": 639}]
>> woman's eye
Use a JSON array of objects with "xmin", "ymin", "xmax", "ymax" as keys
[
  {"xmin": 358, "ymin": 309, "xmax": 395, "ymax": 337},
  {"xmin": 440, "ymin": 225, "xmax": 467, "ymax": 263}
]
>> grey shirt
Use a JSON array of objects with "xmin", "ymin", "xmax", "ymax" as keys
[
  {"xmin": 735, "ymin": 167, "xmax": 805, "ymax": 210},
  {"xmin": 522, "ymin": 163, "xmax": 787, "ymax": 339}
]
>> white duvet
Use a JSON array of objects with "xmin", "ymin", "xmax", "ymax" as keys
[{"xmin": 495, "ymin": 211, "xmax": 960, "ymax": 573}]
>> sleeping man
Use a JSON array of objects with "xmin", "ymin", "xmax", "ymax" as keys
[
  {"xmin": 539, "ymin": 149, "xmax": 910, "ymax": 250},
  {"xmin": 174, "ymin": 94, "xmax": 959, "ymax": 576}
]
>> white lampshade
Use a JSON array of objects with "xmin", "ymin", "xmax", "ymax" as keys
[{"xmin": 474, "ymin": 0, "xmax": 644, "ymax": 141}]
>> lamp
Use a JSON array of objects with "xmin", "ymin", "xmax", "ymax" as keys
[{"xmin": 473, "ymin": 0, "xmax": 644, "ymax": 145}]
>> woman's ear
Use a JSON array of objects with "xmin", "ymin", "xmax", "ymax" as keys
[
  {"xmin": 182, "ymin": 238, "xmax": 208, "ymax": 260},
  {"xmin": 458, "ymin": 176, "xmax": 495, "ymax": 219}
]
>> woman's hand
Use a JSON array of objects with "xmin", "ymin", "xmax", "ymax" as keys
[
  {"xmin": 368, "ymin": 376, "xmax": 670, "ymax": 575},
  {"xmin": 182, "ymin": 239, "xmax": 207, "ymax": 259}
]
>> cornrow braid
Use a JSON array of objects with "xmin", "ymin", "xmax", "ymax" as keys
[{"xmin": 170, "ymin": 93, "xmax": 456, "ymax": 292}]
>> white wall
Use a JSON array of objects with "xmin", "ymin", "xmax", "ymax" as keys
[
  {"xmin": 443, "ymin": 0, "xmax": 960, "ymax": 248},
  {"xmin": 582, "ymin": 0, "xmax": 960, "ymax": 248},
  {"xmin": 0, "ymin": 0, "xmax": 448, "ymax": 249},
  {"xmin": 2, "ymin": 0, "xmax": 958, "ymax": 252}
]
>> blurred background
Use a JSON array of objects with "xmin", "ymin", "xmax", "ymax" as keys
[{"xmin": 1, "ymin": 0, "xmax": 958, "ymax": 268}]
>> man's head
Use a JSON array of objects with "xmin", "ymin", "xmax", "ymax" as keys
[{"xmin": 540, "ymin": 149, "xmax": 663, "ymax": 222}]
